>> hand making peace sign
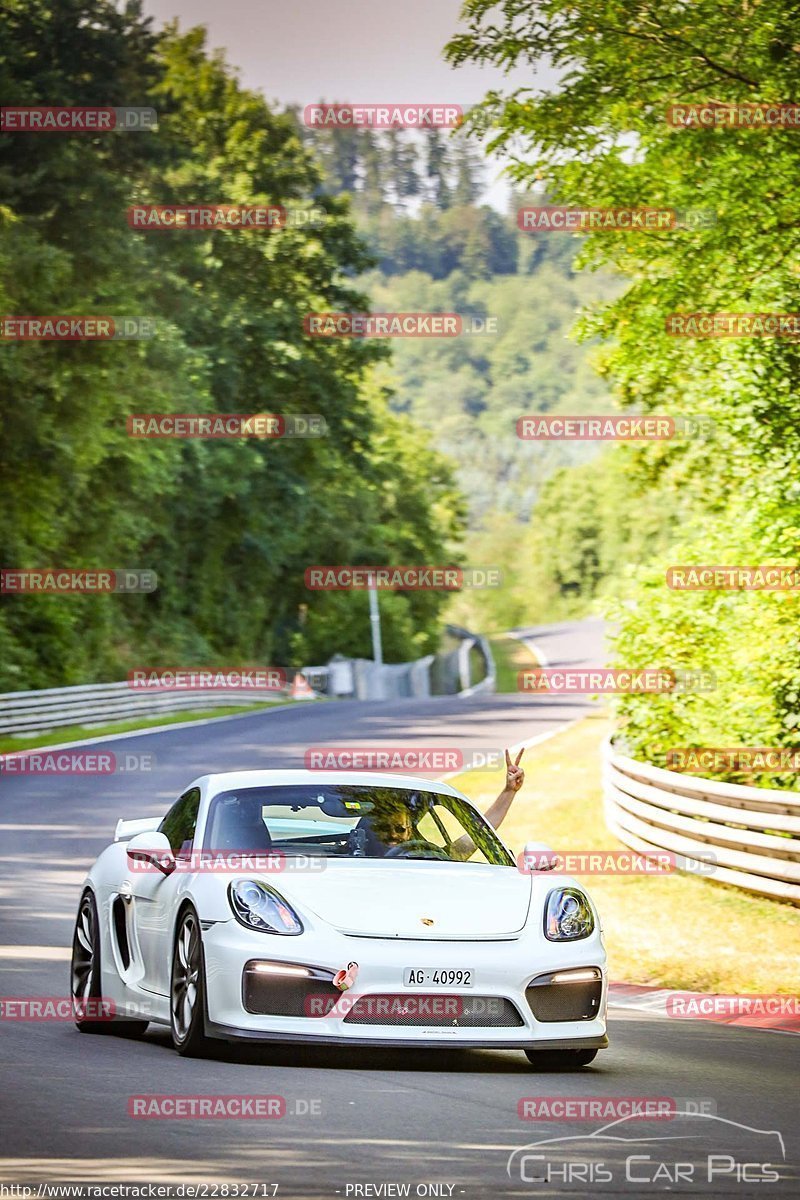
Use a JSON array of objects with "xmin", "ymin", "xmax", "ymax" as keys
[{"xmin": 504, "ymin": 746, "xmax": 525, "ymax": 793}]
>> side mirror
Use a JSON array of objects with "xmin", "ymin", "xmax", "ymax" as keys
[
  {"xmin": 126, "ymin": 831, "xmax": 176, "ymax": 876},
  {"xmin": 521, "ymin": 841, "xmax": 560, "ymax": 872}
]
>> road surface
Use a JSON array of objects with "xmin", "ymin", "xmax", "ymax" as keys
[{"xmin": 0, "ymin": 620, "xmax": 796, "ymax": 1196}]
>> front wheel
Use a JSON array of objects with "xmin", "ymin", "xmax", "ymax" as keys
[
  {"xmin": 525, "ymin": 1048, "xmax": 598, "ymax": 1070},
  {"xmin": 170, "ymin": 908, "xmax": 210, "ymax": 1057}
]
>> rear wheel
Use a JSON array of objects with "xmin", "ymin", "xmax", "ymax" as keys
[
  {"xmin": 71, "ymin": 890, "xmax": 149, "ymax": 1037},
  {"xmin": 525, "ymin": 1048, "xmax": 598, "ymax": 1070},
  {"xmin": 170, "ymin": 908, "xmax": 210, "ymax": 1057},
  {"xmin": 71, "ymin": 891, "xmax": 106, "ymax": 1033}
]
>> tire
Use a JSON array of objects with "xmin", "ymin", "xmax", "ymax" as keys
[
  {"xmin": 70, "ymin": 891, "xmax": 108, "ymax": 1033},
  {"xmin": 110, "ymin": 1019, "xmax": 150, "ymax": 1039},
  {"xmin": 525, "ymin": 1048, "xmax": 598, "ymax": 1070},
  {"xmin": 170, "ymin": 907, "xmax": 210, "ymax": 1057},
  {"xmin": 71, "ymin": 890, "xmax": 150, "ymax": 1038}
]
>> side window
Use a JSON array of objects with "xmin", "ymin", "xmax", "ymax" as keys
[
  {"xmin": 416, "ymin": 811, "xmax": 447, "ymax": 849},
  {"xmin": 159, "ymin": 788, "xmax": 201, "ymax": 857}
]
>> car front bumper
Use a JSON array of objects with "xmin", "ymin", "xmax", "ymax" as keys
[{"xmin": 201, "ymin": 917, "xmax": 608, "ymax": 1049}]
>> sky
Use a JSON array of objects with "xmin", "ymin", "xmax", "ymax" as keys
[
  {"xmin": 141, "ymin": 0, "xmax": 530, "ymax": 109},
  {"xmin": 140, "ymin": 0, "xmax": 544, "ymax": 206}
]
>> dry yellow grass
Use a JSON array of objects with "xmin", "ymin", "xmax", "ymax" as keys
[{"xmin": 451, "ymin": 712, "xmax": 800, "ymax": 992}]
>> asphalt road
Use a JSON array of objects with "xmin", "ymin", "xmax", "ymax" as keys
[{"xmin": 1, "ymin": 619, "xmax": 797, "ymax": 1197}]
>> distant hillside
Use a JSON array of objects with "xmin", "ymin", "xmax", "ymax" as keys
[{"xmin": 300, "ymin": 121, "xmax": 616, "ymax": 525}]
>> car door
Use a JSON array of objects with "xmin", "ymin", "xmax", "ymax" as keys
[{"xmin": 130, "ymin": 787, "xmax": 200, "ymax": 995}]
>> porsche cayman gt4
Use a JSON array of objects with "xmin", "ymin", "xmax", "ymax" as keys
[{"xmin": 71, "ymin": 770, "xmax": 607, "ymax": 1067}]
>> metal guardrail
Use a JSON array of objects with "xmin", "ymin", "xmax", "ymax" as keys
[
  {"xmin": 306, "ymin": 627, "xmax": 495, "ymax": 702},
  {"xmin": 603, "ymin": 738, "xmax": 800, "ymax": 905},
  {"xmin": 458, "ymin": 631, "xmax": 496, "ymax": 698},
  {"xmin": 0, "ymin": 680, "xmax": 287, "ymax": 736},
  {"xmin": 0, "ymin": 626, "xmax": 496, "ymax": 737}
]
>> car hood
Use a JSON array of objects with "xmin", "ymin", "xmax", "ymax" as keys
[{"xmin": 277, "ymin": 860, "xmax": 533, "ymax": 939}]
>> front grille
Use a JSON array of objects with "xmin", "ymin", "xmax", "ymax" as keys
[
  {"xmin": 243, "ymin": 961, "xmax": 341, "ymax": 1017},
  {"xmin": 526, "ymin": 969, "xmax": 603, "ymax": 1023},
  {"xmin": 343, "ymin": 993, "xmax": 524, "ymax": 1028}
]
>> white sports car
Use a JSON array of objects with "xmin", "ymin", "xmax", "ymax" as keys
[{"xmin": 71, "ymin": 770, "xmax": 608, "ymax": 1068}]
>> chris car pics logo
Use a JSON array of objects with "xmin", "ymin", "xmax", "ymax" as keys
[{"xmin": 507, "ymin": 1112, "xmax": 785, "ymax": 1188}]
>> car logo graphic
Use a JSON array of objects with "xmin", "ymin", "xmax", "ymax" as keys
[
  {"xmin": 421, "ymin": 917, "xmax": 434, "ymax": 926},
  {"xmin": 506, "ymin": 1112, "xmax": 787, "ymax": 1181}
]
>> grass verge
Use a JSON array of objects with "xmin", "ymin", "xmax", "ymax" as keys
[
  {"xmin": 0, "ymin": 701, "xmax": 288, "ymax": 754},
  {"xmin": 451, "ymin": 712, "xmax": 800, "ymax": 993},
  {"xmin": 489, "ymin": 633, "xmax": 540, "ymax": 693}
]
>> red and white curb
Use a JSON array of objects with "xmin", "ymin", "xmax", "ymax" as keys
[{"xmin": 609, "ymin": 982, "xmax": 800, "ymax": 1035}]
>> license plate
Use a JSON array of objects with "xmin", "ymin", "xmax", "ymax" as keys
[{"xmin": 403, "ymin": 968, "xmax": 474, "ymax": 987}]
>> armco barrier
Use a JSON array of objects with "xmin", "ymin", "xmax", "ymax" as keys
[
  {"xmin": 602, "ymin": 738, "xmax": 800, "ymax": 904},
  {"xmin": 0, "ymin": 629, "xmax": 496, "ymax": 736},
  {"xmin": 306, "ymin": 626, "xmax": 495, "ymax": 702},
  {"xmin": 0, "ymin": 680, "xmax": 287, "ymax": 737}
]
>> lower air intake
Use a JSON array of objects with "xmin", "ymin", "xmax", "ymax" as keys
[
  {"xmin": 243, "ymin": 961, "xmax": 341, "ymax": 1017},
  {"xmin": 526, "ymin": 968, "xmax": 603, "ymax": 1022},
  {"xmin": 343, "ymin": 993, "xmax": 524, "ymax": 1028}
]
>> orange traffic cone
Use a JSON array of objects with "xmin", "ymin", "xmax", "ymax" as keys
[{"xmin": 290, "ymin": 671, "xmax": 316, "ymax": 700}]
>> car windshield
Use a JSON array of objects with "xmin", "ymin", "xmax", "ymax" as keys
[{"xmin": 203, "ymin": 784, "xmax": 514, "ymax": 865}]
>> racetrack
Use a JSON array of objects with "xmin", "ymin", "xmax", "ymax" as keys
[{"xmin": 1, "ymin": 620, "xmax": 797, "ymax": 1196}]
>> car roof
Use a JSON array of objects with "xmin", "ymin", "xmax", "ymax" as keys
[{"xmin": 191, "ymin": 769, "xmax": 466, "ymax": 799}]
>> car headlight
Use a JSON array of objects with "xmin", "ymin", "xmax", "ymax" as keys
[
  {"xmin": 228, "ymin": 880, "xmax": 303, "ymax": 935},
  {"xmin": 544, "ymin": 887, "xmax": 594, "ymax": 941}
]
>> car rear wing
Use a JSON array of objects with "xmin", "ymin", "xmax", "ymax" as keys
[{"xmin": 114, "ymin": 816, "xmax": 162, "ymax": 842}]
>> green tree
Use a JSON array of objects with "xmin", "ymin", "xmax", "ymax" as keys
[
  {"xmin": 0, "ymin": 1, "xmax": 464, "ymax": 688},
  {"xmin": 446, "ymin": 0, "xmax": 800, "ymax": 778}
]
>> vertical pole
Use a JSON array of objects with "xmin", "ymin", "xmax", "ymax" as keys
[{"xmin": 368, "ymin": 572, "xmax": 383, "ymax": 667}]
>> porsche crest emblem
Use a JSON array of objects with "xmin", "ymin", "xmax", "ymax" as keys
[{"xmin": 420, "ymin": 917, "xmax": 435, "ymax": 926}]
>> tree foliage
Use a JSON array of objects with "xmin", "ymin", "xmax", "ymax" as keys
[
  {"xmin": 0, "ymin": 0, "xmax": 463, "ymax": 688},
  {"xmin": 447, "ymin": 1, "xmax": 800, "ymax": 780}
]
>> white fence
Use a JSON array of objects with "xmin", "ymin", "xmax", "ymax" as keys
[{"xmin": 603, "ymin": 739, "xmax": 800, "ymax": 904}]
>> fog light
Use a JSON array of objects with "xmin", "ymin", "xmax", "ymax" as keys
[
  {"xmin": 551, "ymin": 968, "xmax": 602, "ymax": 984},
  {"xmin": 251, "ymin": 962, "xmax": 311, "ymax": 977}
]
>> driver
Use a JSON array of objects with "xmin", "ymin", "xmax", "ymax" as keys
[
  {"xmin": 364, "ymin": 802, "xmax": 416, "ymax": 853},
  {"xmin": 364, "ymin": 748, "xmax": 525, "ymax": 859}
]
